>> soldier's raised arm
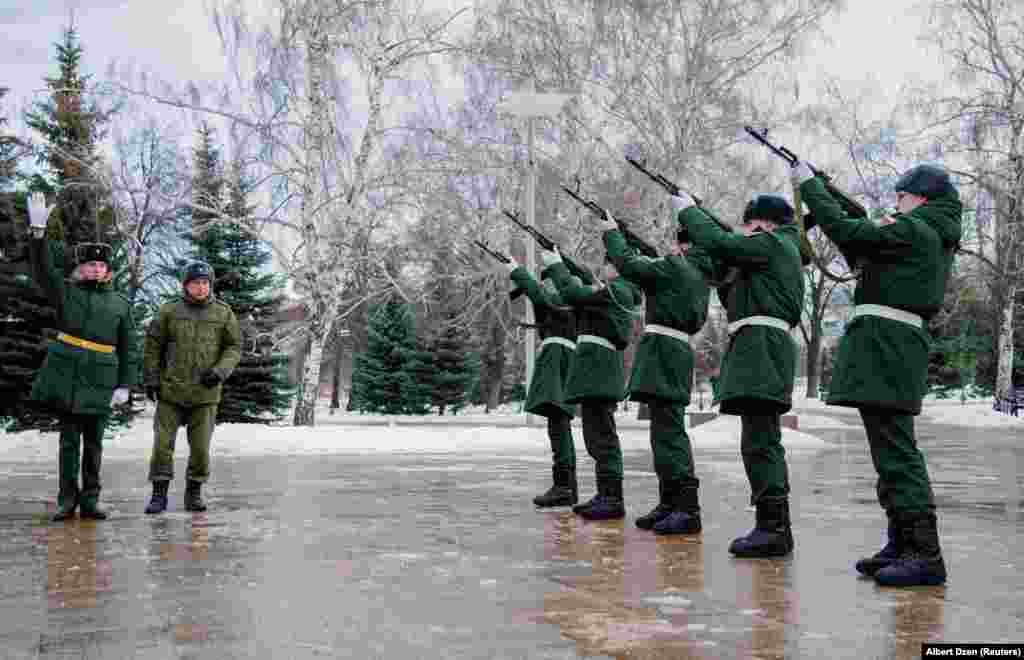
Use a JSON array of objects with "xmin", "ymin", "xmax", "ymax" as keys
[{"xmin": 25, "ymin": 193, "xmax": 65, "ymax": 310}]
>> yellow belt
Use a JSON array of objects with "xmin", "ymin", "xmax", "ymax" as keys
[{"xmin": 57, "ymin": 332, "xmax": 115, "ymax": 354}]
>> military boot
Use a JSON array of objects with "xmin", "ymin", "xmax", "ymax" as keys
[
  {"xmin": 144, "ymin": 480, "xmax": 169, "ymax": 515},
  {"xmin": 855, "ymin": 517, "xmax": 901, "ymax": 576},
  {"xmin": 579, "ymin": 479, "xmax": 625, "ymax": 520},
  {"xmin": 874, "ymin": 513, "xmax": 947, "ymax": 587},
  {"xmin": 534, "ymin": 466, "xmax": 578, "ymax": 508},
  {"xmin": 728, "ymin": 497, "xmax": 793, "ymax": 558},
  {"xmin": 51, "ymin": 491, "xmax": 78, "ymax": 522},
  {"xmin": 653, "ymin": 485, "xmax": 702, "ymax": 535},
  {"xmin": 184, "ymin": 480, "xmax": 207, "ymax": 512},
  {"xmin": 635, "ymin": 480, "xmax": 672, "ymax": 530}
]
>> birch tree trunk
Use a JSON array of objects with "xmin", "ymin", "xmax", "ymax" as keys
[
  {"xmin": 292, "ymin": 19, "xmax": 333, "ymax": 427},
  {"xmin": 995, "ymin": 282, "xmax": 1017, "ymax": 401}
]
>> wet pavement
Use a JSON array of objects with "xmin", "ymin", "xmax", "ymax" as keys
[{"xmin": 0, "ymin": 412, "xmax": 1022, "ymax": 659}]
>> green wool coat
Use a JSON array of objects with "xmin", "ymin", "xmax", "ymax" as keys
[
  {"xmin": 143, "ymin": 296, "xmax": 242, "ymax": 406},
  {"xmin": 510, "ymin": 267, "xmax": 577, "ymax": 418},
  {"xmin": 28, "ymin": 238, "xmax": 140, "ymax": 416},
  {"xmin": 604, "ymin": 229, "xmax": 713, "ymax": 404},
  {"xmin": 547, "ymin": 259, "xmax": 642, "ymax": 404},
  {"xmin": 799, "ymin": 177, "xmax": 963, "ymax": 413},
  {"xmin": 678, "ymin": 207, "xmax": 804, "ymax": 415}
]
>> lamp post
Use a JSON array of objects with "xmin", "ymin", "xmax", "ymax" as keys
[{"xmin": 497, "ymin": 86, "xmax": 572, "ymax": 425}]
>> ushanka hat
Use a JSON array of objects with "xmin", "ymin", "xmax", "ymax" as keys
[
  {"xmin": 742, "ymin": 194, "xmax": 794, "ymax": 225},
  {"xmin": 894, "ymin": 164, "xmax": 955, "ymax": 200},
  {"xmin": 182, "ymin": 260, "xmax": 214, "ymax": 285}
]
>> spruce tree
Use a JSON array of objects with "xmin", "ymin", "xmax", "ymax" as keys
[
  {"xmin": 183, "ymin": 128, "xmax": 294, "ymax": 422},
  {"xmin": 422, "ymin": 249, "xmax": 480, "ymax": 415},
  {"xmin": 350, "ymin": 300, "xmax": 432, "ymax": 414},
  {"xmin": 24, "ymin": 22, "xmax": 115, "ymax": 248}
]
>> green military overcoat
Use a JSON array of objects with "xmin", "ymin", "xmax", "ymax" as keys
[
  {"xmin": 799, "ymin": 178, "xmax": 963, "ymax": 413},
  {"xmin": 547, "ymin": 259, "xmax": 642, "ymax": 404},
  {"xmin": 678, "ymin": 207, "xmax": 804, "ymax": 415},
  {"xmin": 510, "ymin": 267, "xmax": 577, "ymax": 418},
  {"xmin": 143, "ymin": 296, "xmax": 242, "ymax": 406},
  {"xmin": 604, "ymin": 229, "xmax": 713, "ymax": 404},
  {"xmin": 28, "ymin": 239, "xmax": 140, "ymax": 415}
]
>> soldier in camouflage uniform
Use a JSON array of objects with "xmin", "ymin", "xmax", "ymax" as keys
[
  {"xmin": 26, "ymin": 193, "xmax": 139, "ymax": 522},
  {"xmin": 794, "ymin": 161, "xmax": 961, "ymax": 586},
  {"xmin": 599, "ymin": 210, "xmax": 715, "ymax": 535},
  {"xmin": 674, "ymin": 192, "xmax": 804, "ymax": 557},
  {"xmin": 542, "ymin": 247, "xmax": 642, "ymax": 520},
  {"xmin": 504, "ymin": 258, "xmax": 581, "ymax": 507},
  {"xmin": 143, "ymin": 261, "xmax": 241, "ymax": 514}
]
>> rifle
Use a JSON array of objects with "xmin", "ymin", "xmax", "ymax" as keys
[
  {"xmin": 625, "ymin": 156, "xmax": 739, "ymax": 286},
  {"xmin": 472, "ymin": 240, "xmax": 525, "ymax": 300},
  {"xmin": 500, "ymin": 209, "xmax": 594, "ymax": 284},
  {"xmin": 743, "ymin": 125, "xmax": 862, "ymax": 278},
  {"xmin": 559, "ymin": 184, "xmax": 660, "ymax": 258},
  {"xmin": 473, "ymin": 239, "xmax": 511, "ymax": 264},
  {"xmin": 625, "ymin": 156, "xmax": 735, "ymax": 235},
  {"xmin": 743, "ymin": 126, "xmax": 867, "ymax": 221},
  {"xmin": 501, "ymin": 209, "xmax": 556, "ymax": 251}
]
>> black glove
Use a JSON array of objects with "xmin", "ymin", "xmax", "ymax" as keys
[
  {"xmin": 145, "ymin": 385, "xmax": 160, "ymax": 402},
  {"xmin": 200, "ymin": 369, "xmax": 223, "ymax": 387}
]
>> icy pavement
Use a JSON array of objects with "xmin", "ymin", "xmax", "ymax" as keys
[{"xmin": 0, "ymin": 411, "xmax": 1021, "ymax": 659}]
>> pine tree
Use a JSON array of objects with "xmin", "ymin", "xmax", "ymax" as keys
[
  {"xmin": 23, "ymin": 22, "xmax": 115, "ymax": 248},
  {"xmin": 183, "ymin": 129, "xmax": 294, "ymax": 423},
  {"xmin": 350, "ymin": 300, "xmax": 432, "ymax": 414},
  {"xmin": 421, "ymin": 249, "xmax": 480, "ymax": 415}
]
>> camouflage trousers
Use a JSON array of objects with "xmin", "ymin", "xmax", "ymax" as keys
[{"xmin": 148, "ymin": 400, "xmax": 218, "ymax": 483}]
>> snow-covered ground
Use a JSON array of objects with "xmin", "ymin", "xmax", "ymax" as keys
[
  {"xmin": 0, "ymin": 407, "xmax": 831, "ymax": 464},
  {"xmin": 1, "ymin": 383, "xmax": 1019, "ymax": 465}
]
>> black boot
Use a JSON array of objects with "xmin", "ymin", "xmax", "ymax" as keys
[
  {"xmin": 653, "ymin": 485, "xmax": 702, "ymax": 535},
  {"xmin": 855, "ymin": 517, "xmax": 901, "ymax": 576},
  {"xmin": 79, "ymin": 506, "xmax": 108, "ymax": 520},
  {"xmin": 635, "ymin": 480, "xmax": 672, "ymax": 530},
  {"xmin": 580, "ymin": 479, "xmax": 625, "ymax": 520},
  {"xmin": 534, "ymin": 466, "xmax": 578, "ymax": 508},
  {"xmin": 728, "ymin": 497, "xmax": 793, "ymax": 558},
  {"xmin": 184, "ymin": 480, "xmax": 207, "ymax": 512},
  {"xmin": 874, "ymin": 512, "xmax": 947, "ymax": 587},
  {"xmin": 51, "ymin": 499, "xmax": 78, "ymax": 522},
  {"xmin": 144, "ymin": 480, "xmax": 169, "ymax": 515}
]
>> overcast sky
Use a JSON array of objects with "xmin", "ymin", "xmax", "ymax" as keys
[{"xmin": 3, "ymin": 0, "xmax": 945, "ymax": 125}]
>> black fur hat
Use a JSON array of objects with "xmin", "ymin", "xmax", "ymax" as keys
[
  {"xmin": 743, "ymin": 195, "xmax": 794, "ymax": 225},
  {"xmin": 894, "ymin": 164, "xmax": 955, "ymax": 200},
  {"xmin": 72, "ymin": 242, "xmax": 112, "ymax": 266}
]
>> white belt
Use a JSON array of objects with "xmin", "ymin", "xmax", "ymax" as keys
[
  {"xmin": 577, "ymin": 334, "xmax": 616, "ymax": 351},
  {"xmin": 643, "ymin": 324, "xmax": 690, "ymax": 343},
  {"xmin": 539, "ymin": 336, "xmax": 576, "ymax": 351},
  {"xmin": 728, "ymin": 315, "xmax": 792, "ymax": 335},
  {"xmin": 851, "ymin": 304, "xmax": 923, "ymax": 329}
]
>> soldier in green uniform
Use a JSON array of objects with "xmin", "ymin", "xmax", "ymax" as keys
[
  {"xmin": 793, "ymin": 161, "xmax": 961, "ymax": 586},
  {"xmin": 598, "ymin": 210, "xmax": 714, "ymax": 535},
  {"xmin": 503, "ymin": 258, "xmax": 581, "ymax": 507},
  {"xmin": 26, "ymin": 193, "xmax": 139, "ymax": 522},
  {"xmin": 542, "ymin": 247, "xmax": 642, "ymax": 520},
  {"xmin": 143, "ymin": 260, "xmax": 241, "ymax": 514},
  {"xmin": 673, "ymin": 192, "xmax": 804, "ymax": 557}
]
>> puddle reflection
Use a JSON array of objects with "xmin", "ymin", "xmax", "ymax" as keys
[
  {"xmin": 541, "ymin": 513, "xmax": 715, "ymax": 659},
  {"xmin": 46, "ymin": 521, "xmax": 112, "ymax": 610},
  {"xmin": 886, "ymin": 588, "xmax": 946, "ymax": 660}
]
